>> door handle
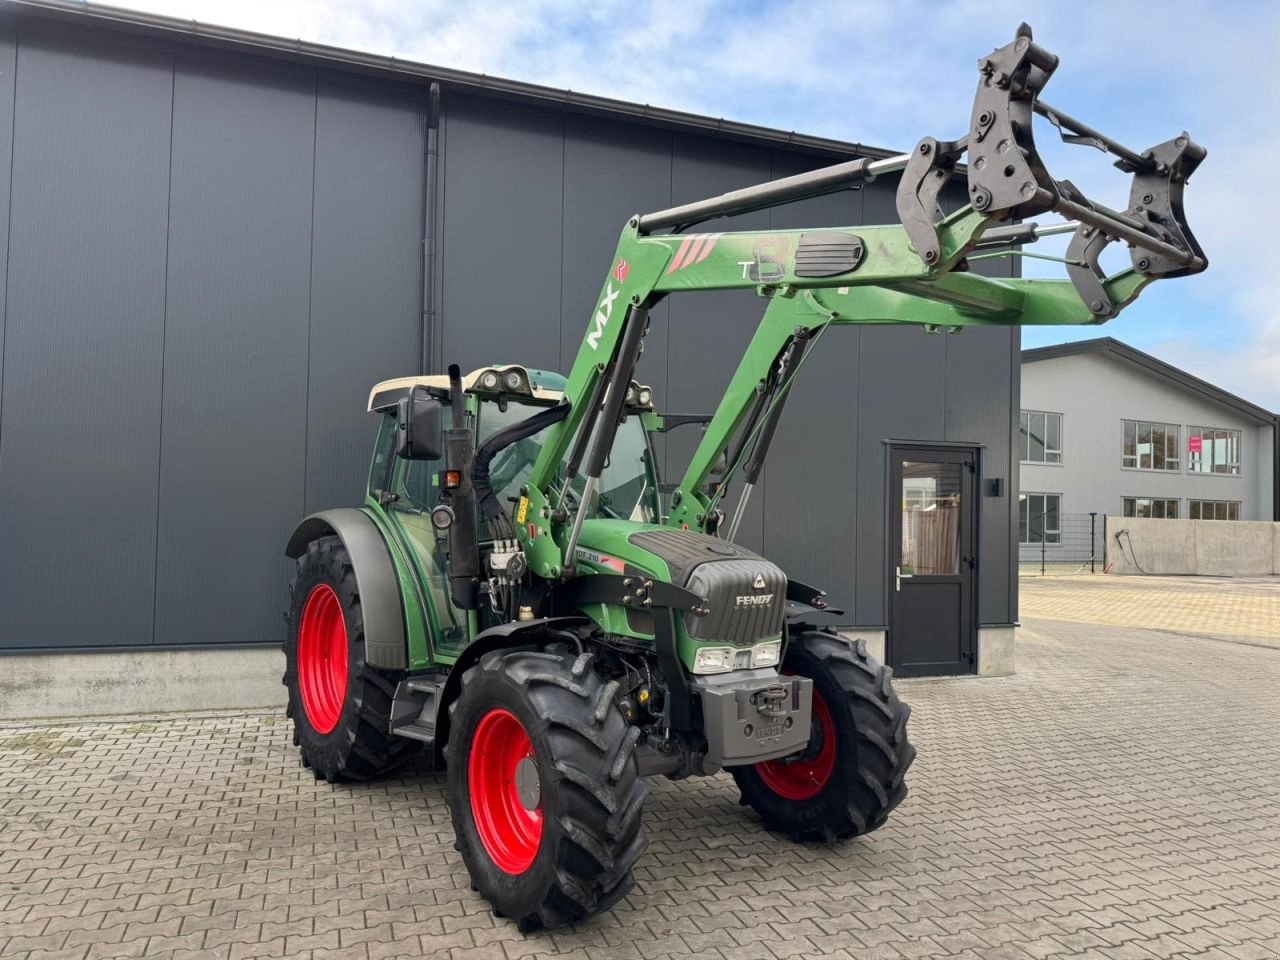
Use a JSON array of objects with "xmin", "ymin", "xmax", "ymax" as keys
[{"xmin": 896, "ymin": 565, "xmax": 913, "ymax": 592}]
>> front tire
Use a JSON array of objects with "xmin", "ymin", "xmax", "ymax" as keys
[
  {"xmin": 731, "ymin": 631, "xmax": 915, "ymax": 841},
  {"xmin": 446, "ymin": 646, "xmax": 648, "ymax": 931},
  {"xmin": 283, "ymin": 536, "xmax": 418, "ymax": 782}
]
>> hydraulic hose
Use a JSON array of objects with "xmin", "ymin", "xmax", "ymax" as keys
[{"xmin": 472, "ymin": 402, "xmax": 571, "ymax": 537}]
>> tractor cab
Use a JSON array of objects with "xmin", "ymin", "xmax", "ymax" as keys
[{"xmin": 364, "ymin": 365, "xmax": 662, "ymax": 656}]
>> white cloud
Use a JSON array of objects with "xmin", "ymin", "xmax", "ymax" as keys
[{"xmin": 102, "ymin": 0, "xmax": 1280, "ymax": 409}]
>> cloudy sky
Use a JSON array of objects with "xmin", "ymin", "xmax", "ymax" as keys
[{"xmin": 119, "ymin": 0, "xmax": 1278, "ymax": 409}]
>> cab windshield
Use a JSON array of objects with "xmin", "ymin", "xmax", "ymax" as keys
[{"xmin": 478, "ymin": 400, "xmax": 660, "ymax": 525}]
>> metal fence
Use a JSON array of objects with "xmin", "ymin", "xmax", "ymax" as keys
[{"xmin": 1018, "ymin": 511, "xmax": 1106, "ymax": 576}]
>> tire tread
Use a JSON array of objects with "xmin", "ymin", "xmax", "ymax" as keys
[
  {"xmin": 283, "ymin": 536, "xmax": 417, "ymax": 783},
  {"xmin": 731, "ymin": 629, "xmax": 915, "ymax": 843},
  {"xmin": 447, "ymin": 646, "xmax": 647, "ymax": 931}
]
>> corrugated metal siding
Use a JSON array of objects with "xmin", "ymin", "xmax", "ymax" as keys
[
  {"xmin": 0, "ymin": 23, "xmax": 171, "ymax": 650},
  {"xmin": 558, "ymin": 115, "xmax": 672, "ymax": 397},
  {"xmin": 0, "ymin": 18, "xmax": 14, "ymax": 455},
  {"xmin": 153, "ymin": 52, "xmax": 316, "ymax": 647},
  {"xmin": 0, "ymin": 16, "xmax": 1018, "ymax": 651},
  {"xmin": 439, "ymin": 95, "xmax": 564, "ymax": 373},
  {"xmin": 305, "ymin": 76, "xmax": 426, "ymax": 515},
  {"xmin": 945, "ymin": 323, "xmax": 1018, "ymax": 627}
]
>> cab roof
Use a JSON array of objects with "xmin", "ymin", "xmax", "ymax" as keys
[{"xmin": 367, "ymin": 365, "xmax": 567, "ymax": 412}]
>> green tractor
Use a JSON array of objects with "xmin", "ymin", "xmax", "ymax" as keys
[{"xmin": 282, "ymin": 26, "xmax": 1206, "ymax": 930}]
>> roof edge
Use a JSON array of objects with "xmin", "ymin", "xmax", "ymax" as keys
[
  {"xmin": 4, "ymin": 0, "xmax": 901, "ymax": 162},
  {"xmin": 1022, "ymin": 337, "xmax": 1277, "ymax": 424}
]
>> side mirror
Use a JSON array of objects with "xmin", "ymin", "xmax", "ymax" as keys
[{"xmin": 396, "ymin": 390, "xmax": 443, "ymax": 461}]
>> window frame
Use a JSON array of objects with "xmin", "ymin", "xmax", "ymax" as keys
[
  {"xmin": 1188, "ymin": 499, "xmax": 1241, "ymax": 521},
  {"xmin": 1186, "ymin": 426, "xmax": 1242, "ymax": 477},
  {"xmin": 1019, "ymin": 409, "xmax": 1063, "ymax": 464},
  {"xmin": 1121, "ymin": 419, "xmax": 1181, "ymax": 471},
  {"xmin": 1018, "ymin": 492, "xmax": 1062, "ymax": 545},
  {"xmin": 1122, "ymin": 496, "xmax": 1180, "ymax": 519}
]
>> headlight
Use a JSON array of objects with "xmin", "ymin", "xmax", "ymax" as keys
[
  {"xmin": 751, "ymin": 639, "xmax": 781, "ymax": 668},
  {"xmin": 502, "ymin": 369, "xmax": 524, "ymax": 392},
  {"xmin": 692, "ymin": 639, "xmax": 782, "ymax": 674},
  {"xmin": 430, "ymin": 505, "xmax": 455, "ymax": 530},
  {"xmin": 693, "ymin": 647, "xmax": 734, "ymax": 674},
  {"xmin": 637, "ymin": 387, "xmax": 653, "ymax": 407},
  {"xmin": 479, "ymin": 370, "xmax": 500, "ymax": 391}
]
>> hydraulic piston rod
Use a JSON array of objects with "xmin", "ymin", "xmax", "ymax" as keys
[
  {"xmin": 972, "ymin": 221, "xmax": 1079, "ymax": 248},
  {"xmin": 637, "ymin": 154, "xmax": 910, "ymax": 234},
  {"xmin": 1054, "ymin": 197, "xmax": 1200, "ymax": 268}
]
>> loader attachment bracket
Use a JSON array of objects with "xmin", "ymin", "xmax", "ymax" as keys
[
  {"xmin": 944, "ymin": 24, "xmax": 1208, "ymax": 301},
  {"xmin": 856, "ymin": 22, "xmax": 1211, "ymax": 318},
  {"xmin": 1065, "ymin": 223, "xmax": 1113, "ymax": 318},
  {"xmin": 1061, "ymin": 133, "xmax": 1206, "ymax": 318},
  {"xmin": 966, "ymin": 23, "xmax": 1060, "ymax": 221},
  {"xmin": 896, "ymin": 136, "xmax": 967, "ymax": 267},
  {"xmin": 1125, "ymin": 134, "xmax": 1207, "ymax": 278}
]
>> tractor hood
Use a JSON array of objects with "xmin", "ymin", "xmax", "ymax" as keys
[
  {"xmin": 572, "ymin": 520, "xmax": 787, "ymax": 649},
  {"xmin": 572, "ymin": 519, "xmax": 752, "ymax": 581}
]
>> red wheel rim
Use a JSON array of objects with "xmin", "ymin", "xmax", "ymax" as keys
[
  {"xmin": 756, "ymin": 684, "xmax": 836, "ymax": 801},
  {"xmin": 297, "ymin": 583, "xmax": 348, "ymax": 735},
  {"xmin": 469, "ymin": 708, "xmax": 543, "ymax": 874}
]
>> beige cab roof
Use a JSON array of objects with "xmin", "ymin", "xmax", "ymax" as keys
[{"xmin": 367, "ymin": 367, "xmax": 563, "ymax": 412}]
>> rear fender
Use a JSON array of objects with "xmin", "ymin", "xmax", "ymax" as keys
[{"xmin": 285, "ymin": 509, "xmax": 407, "ymax": 671}]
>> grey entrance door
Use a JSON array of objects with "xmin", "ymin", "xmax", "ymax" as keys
[{"xmin": 887, "ymin": 447, "xmax": 976, "ymax": 676}]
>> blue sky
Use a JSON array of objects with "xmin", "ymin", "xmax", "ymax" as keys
[{"xmin": 126, "ymin": 0, "xmax": 1280, "ymax": 409}]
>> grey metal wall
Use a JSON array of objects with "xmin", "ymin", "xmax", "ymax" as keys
[
  {"xmin": 0, "ymin": 15, "xmax": 1018, "ymax": 653},
  {"xmin": 0, "ymin": 19, "xmax": 425, "ymax": 650}
]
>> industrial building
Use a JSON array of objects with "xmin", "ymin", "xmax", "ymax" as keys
[
  {"xmin": 1020, "ymin": 338, "xmax": 1278, "ymax": 547},
  {"xmin": 0, "ymin": 0, "xmax": 1022, "ymax": 716}
]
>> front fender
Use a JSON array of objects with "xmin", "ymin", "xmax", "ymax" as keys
[
  {"xmin": 432, "ymin": 616, "xmax": 593, "ymax": 765},
  {"xmin": 785, "ymin": 578, "xmax": 844, "ymax": 625},
  {"xmin": 285, "ymin": 509, "xmax": 407, "ymax": 671}
]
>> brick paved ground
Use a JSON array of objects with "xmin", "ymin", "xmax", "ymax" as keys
[
  {"xmin": 3, "ymin": 618, "xmax": 1279, "ymax": 960},
  {"xmin": 1020, "ymin": 575, "xmax": 1280, "ymax": 647}
]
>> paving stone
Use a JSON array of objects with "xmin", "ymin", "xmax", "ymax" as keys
[{"xmin": 3, "ymin": 593, "xmax": 1279, "ymax": 960}]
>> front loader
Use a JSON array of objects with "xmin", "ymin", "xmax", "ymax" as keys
[{"xmin": 282, "ymin": 26, "xmax": 1206, "ymax": 930}]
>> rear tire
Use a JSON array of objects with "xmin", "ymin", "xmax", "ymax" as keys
[
  {"xmin": 446, "ymin": 645, "xmax": 648, "ymax": 931},
  {"xmin": 731, "ymin": 631, "xmax": 915, "ymax": 842},
  {"xmin": 284, "ymin": 536, "xmax": 418, "ymax": 782}
]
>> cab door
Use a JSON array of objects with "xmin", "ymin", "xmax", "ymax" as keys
[{"xmin": 373, "ymin": 413, "xmax": 469, "ymax": 659}]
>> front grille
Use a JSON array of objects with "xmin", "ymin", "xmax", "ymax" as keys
[
  {"xmin": 625, "ymin": 528, "xmax": 786, "ymax": 646},
  {"xmin": 684, "ymin": 558, "xmax": 786, "ymax": 646}
]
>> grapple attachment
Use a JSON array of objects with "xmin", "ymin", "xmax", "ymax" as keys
[{"xmin": 896, "ymin": 23, "xmax": 1207, "ymax": 318}]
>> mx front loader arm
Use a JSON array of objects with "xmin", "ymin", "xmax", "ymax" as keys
[{"xmin": 515, "ymin": 24, "xmax": 1207, "ymax": 573}]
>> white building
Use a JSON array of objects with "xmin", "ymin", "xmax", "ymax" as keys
[{"xmin": 1019, "ymin": 338, "xmax": 1278, "ymax": 555}]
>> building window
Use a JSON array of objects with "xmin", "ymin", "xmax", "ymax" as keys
[
  {"xmin": 1020, "ymin": 410, "xmax": 1062, "ymax": 463},
  {"xmin": 1187, "ymin": 427, "xmax": 1241, "ymax": 475},
  {"xmin": 1019, "ymin": 493, "xmax": 1061, "ymax": 544},
  {"xmin": 1122, "ymin": 420, "xmax": 1180, "ymax": 470},
  {"xmin": 1188, "ymin": 499, "xmax": 1240, "ymax": 521},
  {"xmin": 1122, "ymin": 497, "xmax": 1180, "ymax": 519}
]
